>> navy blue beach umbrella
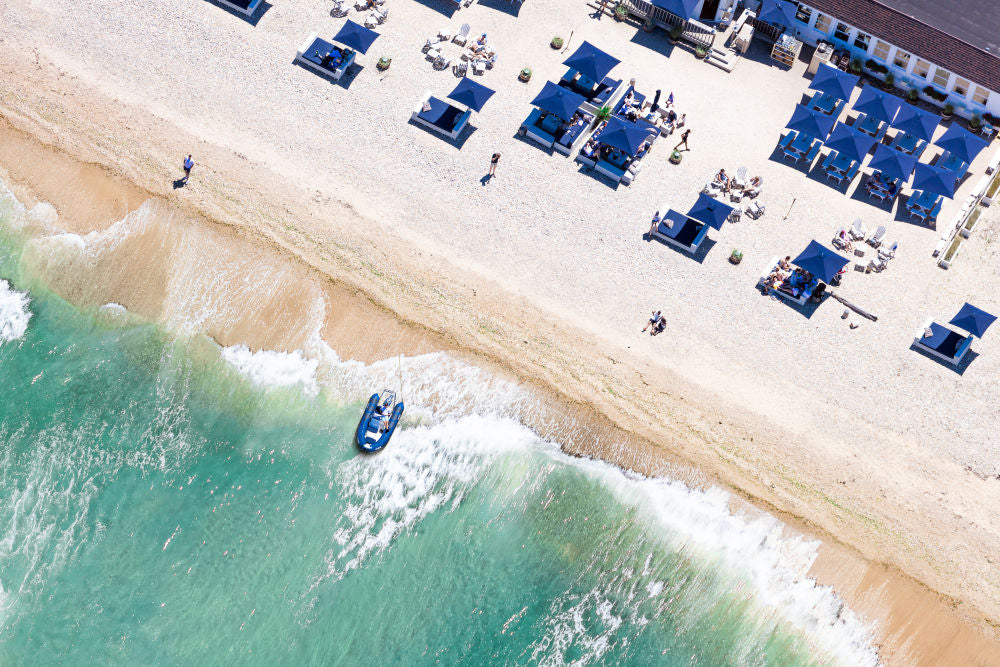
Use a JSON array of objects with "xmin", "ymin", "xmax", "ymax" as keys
[
  {"xmin": 934, "ymin": 123, "xmax": 989, "ymax": 164},
  {"xmin": 891, "ymin": 103, "xmax": 938, "ymax": 142},
  {"xmin": 824, "ymin": 122, "xmax": 876, "ymax": 163},
  {"xmin": 791, "ymin": 240, "xmax": 849, "ymax": 283},
  {"xmin": 650, "ymin": 0, "xmax": 700, "ymax": 20},
  {"xmin": 687, "ymin": 192, "xmax": 734, "ymax": 230},
  {"xmin": 868, "ymin": 144, "xmax": 916, "ymax": 183},
  {"xmin": 852, "ymin": 86, "xmax": 902, "ymax": 125},
  {"xmin": 447, "ymin": 77, "xmax": 495, "ymax": 112},
  {"xmin": 757, "ymin": 0, "xmax": 797, "ymax": 27},
  {"xmin": 562, "ymin": 41, "xmax": 620, "ymax": 82},
  {"xmin": 599, "ymin": 117, "xmax": 653, "ymax": 155},
  {"xmin": 333, "ymin": 19, "xmax": 380, "ymax": 54},
  {"xmin": 530, "ymin": 81, "xmax": 587, "ymax": 120},
  {"xmin": 785, "ymin": 104, "xmax": 835, "ymax": 142},
  {"xmin": 912, "ymin": 163, "xmax": 957, "ymax": 198},
  {"xmin": 808, "ymin": 63, "xmax": 858, "ymax": 102},
  {"xmin": 949, "ymin": 303, "xmax": 997, "ymax": 338}
]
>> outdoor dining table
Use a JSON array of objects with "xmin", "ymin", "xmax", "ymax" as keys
[
  {"xmin": 938, "ymin": 152, "xmax": 966, "ymax": 175},
  {"xmin": 811, "ymin": 92, "xmax": 838, "ymax": 115},
  {"xmin": 893, "ymin": 132, "xmax": 920, "ymax": 154},
  {"xmin": 787, "ymin": 132, "xmax": 813, "ymax": 155},
  {"xmin": 908, "ymin": 190, "xmax": 937, "ymax": 212},
  {"xmin": 828, "ymin": 152, "xmax": 853, "ymax": 174}
]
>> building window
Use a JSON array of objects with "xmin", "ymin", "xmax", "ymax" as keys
[
  {"xmin": 833, "ymin": 22, "xmax": 851, "ymax": 42},
  {"xmin": 872, "ymin": 40, "xmax": 890, "ymax": 61},
  {"xmin": 795, "ymin": 4, "xmax": 812, "ymax": 24},
  {"xmin": 892, "ymin": 50, "xmax": 911, "ymax": 69},
  {"xmin": 952, "ymin": 77, "xmax": 969, "ymax": 97},
  {"xmin": 932, "ymin": 67, "xmax": 951, "ymax": 89},
  {"xmin": 853, "ymin": 32, "xmax": 871, "ymax": 50},
  {"xmin": 972, "ymin": 86, "xmax": 990, "ymax": 106},
  {"xmin": 814, "ymin": 14, "xmax": 832, "ymax": 33},
  {"xmin": 912, "ymin": 58, "xmax": 931, "ymax": 78}
]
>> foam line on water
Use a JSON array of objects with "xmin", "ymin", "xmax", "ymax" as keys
[
  {"xmin": 0, "ymin": 280, "xmax": 31, "ymax": 343},
  {"xmin": 221, "ymin": 344, "xmax": 320, "ymax": 397}
]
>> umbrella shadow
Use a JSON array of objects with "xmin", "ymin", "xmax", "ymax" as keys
[
  {"xmin": 575, "ymin": 163, "xmax": 624, "ymax": 189},
  {"xmin": 478, "ymin": 0, "xmax": 522, "ymax": 16},
  {"xmin": 628, "ymin": 28, "xmax": 676, "ymax": 58},
  {"xmin": 757, "ymin": 285, "xmax": 828, "ymax": 318},
  {"xmin": 511, "ymin": 130, "xmax": 557, "ymax": 155},
  {"xmin": 909, "ymin": 344, "xmax": 978, "ymax": 375},
  {"xmin": 408, "ymin": 0, "xmax": 458, "ymax": 17},
  {"xmin": 204, "ymin": 0, "xmax": 271, "ymax": 25},
  {"xmin": 291, "ymin": 59, "xmax": 364, "ymax": 89},
  {"xmin": 409, "ymin": 118, "xmax": 477, "ymax": 148},
  {"xmin": 646, "ymin": 233, "xmax": 715, "ymax": 264}
]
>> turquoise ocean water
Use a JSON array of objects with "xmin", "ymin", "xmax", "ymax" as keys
[{"xmin": 0, "ymin": 182, "xmax": 878, "ymax": 665}]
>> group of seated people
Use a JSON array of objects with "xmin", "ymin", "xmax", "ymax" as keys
[
  {"xmin": 864, "ymin": 171, "xmax": 897, "ymax": 198},
  {"xmin": 466, "ymin": 33, "xmax": 496, "ymax": 64},
  {"xmin": 617, "ymin": 90, "xmax": 685, "ymax": 135},
  {"xmin": 318, "ymin": 46, "xmax": 350, "ymax": 70},
  {"xmin": 764, "ymin": 257, "xmax": 820, "ymax": 298},
  {"xmin": 580, "ymin": 120, "xmax": 652, "ymax": 163},
  {"xmin": 712, "ymin": 168, "xmax": 762, "ymax": 196}
]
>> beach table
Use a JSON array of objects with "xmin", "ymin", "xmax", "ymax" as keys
[
  {"xmin": 892, "ymin": 132, "xmax": 921, "ymax": 155},
  {"xmin": 938, "ymin": 152, "xmax": 967, "ymax": 178},
  {"xmin": 810, "ymin": 91, "xmax": 838, "ymax": 115}
]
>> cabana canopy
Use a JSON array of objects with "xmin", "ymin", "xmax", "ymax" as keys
[
  {"xmin": 650, "ymin": 0, "xmax": 700, "ymax": 20},
  {"xmin": 785, "ymin": 104, "xmax": 835, "ymax": 143},
  {"xmin": 562, "ymin": 41, "xmax": 620, "ymax": 83},
  {"xmin": 757, "ymin": 0, "xmax": 797, "ymax": 27},
  {"xmin": 912, "ymin": 163, "xmax": 957, "ymax": 198},
  {"xmin": 530, "ymin": 81, "xmax": 587, "ymax": 120},
  {"xmin": 687, "ymin": 193, "xmax": 734, "ymax": 230},
  {"xmin": 599, "ymin": 117, "xmax": 652, "ymax": 155},
  {"xmin": 333, "ymin": 20, "xmax": 379, "ymax": 54},
  {"xmin": 792, "ymin": 240, "xmax": 848, "ymax": 283},
  {"xmin": 824, "ymin": 122, "xmax": 876, "ymax": 163},
  {"xmin": 448, "ymin": 77, "xmax": 495, "ymax": 112},
  {"xmin": 868, "ymin": 144, "xmax": 916, "ymax": 182},
  {"xmin": 934, "ymin": 123, "xmax": 989, "ymax": 165},
  {"xmin": 891, "ymin": 104, "xmax": 938, "ymax": 142},
  {"xmin": 808, "ymin": 63, "xmax": 858, "ymax": 102},
  {"xmin": 949, "ymin": 303, "xmax": 996, "ymax": 338},
  {"xmin": 852, "ymin": 87, "xmax": 902, "ymax": 125}
]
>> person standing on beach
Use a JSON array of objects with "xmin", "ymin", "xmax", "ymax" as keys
[
  {"xmin": 489, "ymin": 152, "xmax": 501, "ymax": 177},
  {"xmin": 675, "ymin": 129, "xmax": 691, "ymax": 151},
  {"xmin": 181, "ymin": 154, "xmax": 194, "ymax": 184}
]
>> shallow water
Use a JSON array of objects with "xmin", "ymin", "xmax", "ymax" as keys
[{"xmin": 0, "ymin": 183, "xmax": 878, "ymax": 665}]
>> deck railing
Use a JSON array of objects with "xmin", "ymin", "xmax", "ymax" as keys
[{"xmin": 621, "ymin": 0, "xmax": 716, "ymax": 49}]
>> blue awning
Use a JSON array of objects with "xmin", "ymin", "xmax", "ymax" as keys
[
  {"xmin": 650, "ymin": 0, "xmax": 700, "ymax": 20},
  {"xmin": 912, "ymin": 163, "xmax": 957, "ymax": 199},
  {"xmin": 530, "ymin": 81, "xmax": 587, "ymax": 120},
  {"xmin": 808, "ymin": 63, "xmax": 858, "ymax": 102},
  {"xmin": 598, "ymin": 117, "xmax": 653, "ymax": 155},
  {"xmin": 757, "ymin": 0, "xmax": 797, "ymax": 27},
  {"xmin": 868, "ymin": 144, "xmax": 916, "ymax": 183},
  {"xmin": 448, "ymin": 77, "xmax": 495, "ymax": 112},
  {"xmin": 949, "ymin": 303, "xmax": 996, "ymax": 338},
  {"xmin": 791, "ymin": 240, "xmax": 849, "ymax": 283},
  {"xmin": 934, "ymin": 123, "xmax": 988, "ymax": 165},
  {"xmin": 562, "ymin": 41, "xmax": 620, "ymax": 83},
  {"xmin": 333, "ymin": 20, "xmax": 379, "ymax": 54},
  {"xmin": 785, "ymin": 103, "xmax": 835, "ymax": 143},
  {"xmin": 852, "ymin": 86, "xmax": 902, "ymax": 125},
  {"xmin": 824, "ymin": 122, "xmax": 876, "ymax": 163},
  {"xmin": 686, "ymin": 192, "xmax": 734, "ymax": 230},
  {"xmin": 891, "ymin": 103, "xmax": 938, "ymax": 142}
]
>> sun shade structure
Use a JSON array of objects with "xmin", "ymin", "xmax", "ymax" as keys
[
  {"xmin": 562, "ymin": 41, "xmax": 620, "ymax": 83},
  {"xmin": 686, "ymin": 193, "xmax": 734, "ymax": 230},
  {"xmin": 757, "ymin": 0, "xmax": 797, "ymax": 27},
  {"xmin": 332, "ymin": 20, "xmax": 380, "ymax": 53},
  {"xmin": 650, "ymin": 0, "xmax": 700, "ymax": 20},
  {"xmin": 891, "ymin": 104, "xmax": 938, "ymax": 142},
  {"xmin": 949, "ymin": 303, "xmax": 996, "ymax": 338},
  {"xmin": 791, "ymin": 240, "xmax": 849, "ymax": 283},
  {"xmin": 598, "ymin": 117, "xmax": 653, "ymax": 155},
  {"xmin": 934, "ymin": 123, "xmax": 989, "ymax": 165},
  {"xmin": 868, "ymin": 144, "xmax": 916, "ymax": 182},
  {"xmin": 530, "ymin": 81, "xmax": 587, "ymax": 120},
  {"xmin": 808, "ymin": 63, "xmax": 858, "ymax": 102},
  {"xmin": 447, "ymin": 77, "xmax": 495, "ymax": 112},
  {"xmin": 852, "ymin": 87, "xmax": 902, "ymax": 125},
  {"xmin": 785, "ymin": 104, "xmax": 835, "ymax": 143},
  {"xmin": 824, "ymin": 123, "xmax": 876, "ymax": 163},
  {"xmin": 912, "ymin": 163, "xmax": 957, "ymax": 198}
]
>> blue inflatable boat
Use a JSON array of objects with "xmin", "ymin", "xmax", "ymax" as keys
[{"xmin": 356, "ymin": 390, "xmax": 404, "ymax": 453}]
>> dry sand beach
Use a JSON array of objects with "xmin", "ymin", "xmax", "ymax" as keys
[{"xmin": 2, "ymin": 0, "xmax": 1000, "ymax": 662}]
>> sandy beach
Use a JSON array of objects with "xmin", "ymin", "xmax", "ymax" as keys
[{"xmin": 2, "ymin": 0, "xmax": 1000, "ymax": 661}]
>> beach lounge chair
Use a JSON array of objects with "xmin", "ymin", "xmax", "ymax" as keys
[
  {"xmin": 867, "ymin": 225, "xmax": 886, "ymax": 248},
  {"xmin": 331, "ymin": 0, "xmax": 349, "ymax": 16},
  {"xmin": 354, "ymin": 0, "xmax": 368, "ymax": 9},
  {"xmin": 472, "ymin": 59, "xmax": 485, "ymax": 75},
  {"xmin": 831, "ymin": 229, "xmax": 850, "ymax": 250},
  {"xmin": 746, "ymin": 200, "xmax": 765, "ymax": 219},
  {"xmin": 453, "ymin": 23, "xmax": 471, "ymax": 46},
  {"xmin": 438, "ymin": 27, "xmax": 452, "ymax": 40},
  {"xmin": 454, "ymin": 60, "xmax": 468, "ymax": 76},
  {"xmin": 848, "ymin": 218, "xmax": 867, "ymax": 241},
  {"xmin": 913, "ymin": 319, "xmax": 974, "ymax": 365},
  {"xmin": 651, "ymin": 210, "xmax": 712, "ymax": 254},
  {"xmin": 411, "ymin": 91, "xmax": 472, "ymax": 140},
  {"xmin": 364, "ymin": 14, "xmax": 378, "ymax": 28},
  {"xmin": 372, "ymin": 7, "xmax": 388, "ymax": 23},
  {"xmin": 734, "ymin": 166, "xmax": 749, "ymax": 190},
  {"xmin": 434, "ymin": 55, "xmax": 452, "ymax": 71}
]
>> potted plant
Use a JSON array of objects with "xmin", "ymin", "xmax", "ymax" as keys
[
  {"xmin": 970, "ymin": 114, "xmax": 983, "ymax": 130},
  {"xmin": 614, "ymin": 2, "xmax": 628, "ymax": 20},
  {"xmin": 729, "ymin": 249, "xmax": 743, "ymax": 264},
  {"xmin": 669, "ymin": 149, "xmax": 683, "ymax": 164},
  {"xmin": 596, "ymin": 105, "xmax": 612, "ymax": 122},
  {"xmin": 643, "ymin": 17, "xmax": 655, "ymax": 32},
  {"xmin": 906, "ymin": 87, "xmax": 919, "ymax": 102},
  {"xmin": 942, "ymin": 102, "xmax": 954, "ymax": 119},
  {"xmin": 668, "ymin": 24, "xmax": 683, "ymax": 44},
  {"xmin": 695, "ymin": 44, "xmax": 708, "ymax": 59},
  {"xmin": 377, "ymin": 56, "xmax": 391, "ymax": 71},
  {"xmin": 882, "ymin": 72, "xmax": 894, "ymax": 90},
  {"xmin": 849, "ymin": 58, "xmax": 862, "ymax": 74},
  {"xmin": 550, "ymin": 36, "xmax": 563, "ymax": 50},
  {"xmin": 519, "ymin": 66, "xmax": 532, "ymax": 82}
]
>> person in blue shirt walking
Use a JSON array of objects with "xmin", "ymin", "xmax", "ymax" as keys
[{"xmin": 181, "ymin": 154, "xmax": 194, "ymax": 184}]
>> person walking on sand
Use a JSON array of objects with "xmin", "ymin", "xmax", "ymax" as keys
[
  {"xmin": 182, "ymin": 154, "xmax": 194, "ymax": 184},
  {"xmin": 675, "ymin": 128, "xmax": 691, "ymax": 151},
  {"xmin": 489, "ymin": 152, "xmax": 501, "ymax": 177},
  {"xmin": 642, "ymin": 310, "xmax": 662, "ymax": 333}
]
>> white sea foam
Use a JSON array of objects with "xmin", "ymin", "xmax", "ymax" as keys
[
  {"xmin": 0, "ymin": 280, "xmax": 31, "ymax": 343},
  {"xmin": 221, "ymin": 344, "xmax": 320, "ymax": 397}
]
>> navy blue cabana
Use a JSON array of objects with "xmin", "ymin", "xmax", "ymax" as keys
[
  {"xmin": 934, "ymin": 123, "xmax": 989, "ymax": 165},
  {"xmin": 824, "ymin": 122, "xmax": 876, "ymax": 163},
  {"xmin": 687, "ymin": 193, "xmax": 734, "ymax": 230},
  {"xmin": 757, "ymin": 0, "xmax": 797, "ymax": 27},
  {"xmin": 599, "ymin": 117, "xmax": 652, "ymax": 155},
  {"xmin": 650, "ymin": 0, "xmax": 700, "ymax": 20},
  {"xmin": 891, "ymin": 104, "xmax": 938, "ymax": 142},
  {"xmin": 562, "ymin": 41, "xmax": 620, "ymax": 83},
  {"xmin": 949, "ymin": 303, "xmax": 997, "ymax": 338},
  {"xmin": 785, "ymin": 104, "xmax": 835, "ymax": 142},
  {"xmin": 531, "ymin": 81, "xmax": 587, "ymax": 120},
  {"xmin": 791, "ymin": 241, "xmax": 849, "ymax": 283},
  {"xmin": 808, "ymin": 63, "xmax": 858, "ymax": 102},
  {"xmin": 868, "ymin": 144, "xmax": 916, "ymax": 182},
  {"xmin": 333, "ymin": 20, "xmax": 380, "ymax": 53},
  {"xmin": 912, "ymin": 163, "xmax": 957, "ymax": 198},
  {"xmin": 448, "ymin": 77, "xmax": 495, "ymax": 112},
  {"xmin": 852, "ymin": 87, "xmax": 902, "ymax": 125}
]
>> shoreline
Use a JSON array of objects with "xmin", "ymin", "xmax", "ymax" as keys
[{"xmin": 2, "ymin": 80, "xmax": 999, "ymax": 664}]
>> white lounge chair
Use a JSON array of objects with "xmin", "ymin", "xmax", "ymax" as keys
[
  {"xmin": 848, "ymin": 218, "xmax": 867, "ymax": 241},
  {"xmin": 438, "ymin": 27, "xmax": 452, "ymax": 40},
  {"xmin": 373, "ymin": 7, "xmax": 388, "ymax": 23},
  {"xmin": 453, "ymin": 23, "xmax": 471, "ymax": 46},
  {"xmin": 364, "ymin": 14, "xmax": 378, "ymax": 28},
  {"xmin": 472, "ymin": 59, "xmax": 485, "ymax": 75},
  {"xmin": 426, "ymin": 46, "xmax": 442, "ymax": 61},
  {"xmin": 746, "ymin": 200, "xmax": 765, "ymax": 219},
  {"xmin": 354, "ymin": 0, "xmax": 368, "ymax": 9},
  {"xmin": 434, "ymin": 55, "xmax": 452, "ymax": 71},
  {"xmin": 454, "ymin": 60, "xmax": 468, "ymax": 76},
  {"xmin": 832, "ymin": 230, "xmax": 850, "ymax": 250},
  {"xmin": 331, "ymin": 0, "xmax": 349, "ymax": 16},
  {"xmin": 733, "ymin": 166, "xmax": 749, "ymax": 190},
  {"xmin": 867, "ymin": 225, "xmax": 886, "ymax": 248}
]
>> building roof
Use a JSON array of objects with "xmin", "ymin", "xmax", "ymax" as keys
[{"xmin": 806, "ymin": 0, "xmax": 1000, "ymax": 93}]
